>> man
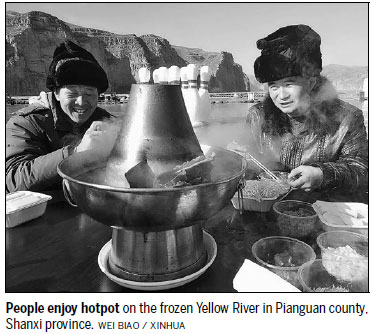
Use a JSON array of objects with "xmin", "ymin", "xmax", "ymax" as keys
[
  {"xmin": 6, "ymin": 40, "xmax": 118, "ymax": 193},
  {"xmin": 235, "ymin": 25, "xmax": 368, "ymax": 198}
]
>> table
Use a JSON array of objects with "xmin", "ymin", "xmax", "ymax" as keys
[{"xmin": 5, "ymin": 189, "xmax": 367, "ymax": 292}]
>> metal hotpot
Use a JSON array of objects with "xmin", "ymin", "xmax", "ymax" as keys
[{"xmin": 57, "ymin": 84, "xmax": 247, "ymax": 284}]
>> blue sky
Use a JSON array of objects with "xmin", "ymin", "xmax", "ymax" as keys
[{"xmin": 5, "ymin": 2, "xmax": 368, "ymax": 74}]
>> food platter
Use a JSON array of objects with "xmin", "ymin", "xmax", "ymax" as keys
[{"xmin": 231, "ymin": 180, "xmax": 292, "ymax": 212}]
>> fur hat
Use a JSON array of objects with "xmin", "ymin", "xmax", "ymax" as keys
[
  {"xmin": 46, "ymin": 40, "xmax": 108, "ymax": 93},
  {"xmin": 254, "ymin": 24, "xmax": 322, "ymax": 83}
]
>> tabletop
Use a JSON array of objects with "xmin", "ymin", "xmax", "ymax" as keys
[{"xmin": 5, "ymin": 188, "xmax": 367, "ymax": 293}]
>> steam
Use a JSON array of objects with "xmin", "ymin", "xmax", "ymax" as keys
[
  {"xmin": 77, "ymin": 118, "xmax": 121, "ymax": 161},
  {"xmin": 195, "ymin": 119, "xmax": 282, "ymax": 176},
  {"xmin": 311, "ymin": 76, "xmax": 338, "ymax": 104}
]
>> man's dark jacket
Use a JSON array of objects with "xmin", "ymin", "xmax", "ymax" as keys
[{"xmin": 6, "ymin": 93, "xmax": 112, "ymax": 193}]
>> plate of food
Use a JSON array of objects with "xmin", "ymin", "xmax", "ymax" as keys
[{"xmin": 231, "ymin": 178, "xmax": 291, "ymax": 212}]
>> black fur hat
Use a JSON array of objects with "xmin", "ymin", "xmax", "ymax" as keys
[
  {"xmin": 254, "ymin": 25, "xmax": 322, "ymax": 83},
  {"xmin": 46, "ymin": 40, "xmax": 108, "ymax": 93}
]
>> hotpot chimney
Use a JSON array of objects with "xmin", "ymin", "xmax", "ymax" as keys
[{"xmin": 105, "ymin": 84, "xmax": 204, "ymax": 188}]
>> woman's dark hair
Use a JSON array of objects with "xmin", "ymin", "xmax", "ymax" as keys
[{"xmin": 261, "ymin": 76, "xmax": 341, "ymax": 136}]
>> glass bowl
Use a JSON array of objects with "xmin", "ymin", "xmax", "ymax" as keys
[
  {"xmin": 316, "ymin": 231, "xmax": 368, "ymax": 282},
  {"xmin": 298, "ymin": 259, "xmax": 368, "ymax": 292},
  {"xmin": 272, "ymin": 200, "xmax": 318, "ymax": 238},
  {"xmin": 252, "ymin": 236, "xmax": 316, "ymax": 289}
]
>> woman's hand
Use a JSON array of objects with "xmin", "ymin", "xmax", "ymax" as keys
[
  {"xmin": 288, "ymin": 165, "xmax": 323, "ymax": 191},
  {"xmin": 75, "ymin": 121, "xmax": 119, "ymax": 158}
]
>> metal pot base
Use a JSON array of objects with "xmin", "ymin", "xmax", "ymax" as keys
[
  {"xmin": 98, "ymin": 231, "xmax": 217, "ymax": 290},
  {"xmin": 108, "ymin": 224, "xmax": 208, "ymax": 282},
  {"xmin": 108, "ymin": 250, "xmax": 208, "ymax": 282}
]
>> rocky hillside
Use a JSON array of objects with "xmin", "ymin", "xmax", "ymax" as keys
[
  {"xmin": 247, "ymin": 75, "xmax": 264, "ymax": 92},
  {"xmin": 173, "ymin": 46, "xmax": 248, "ymax": 93},
  {"xmin": 321, "ymin": 64, "xmax": 368, "ymax": 91},
  {"xmin": 6, "ymin": 11, "xmax": 133, "ymax": 95},
  {"xmin": 6, "ymin": 11, "xmax": 366, "ymax": 96},
  {"xmin": 247, "ymin": 65, "xmax": 368, "ymax": 94},
  {"xmin": 6, "ymin": 10, "xmax": 248, "ymax": 95}
]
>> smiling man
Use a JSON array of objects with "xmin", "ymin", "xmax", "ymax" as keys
[
  {"xmin": 54, "ymin": 85, "xmax": 100, "ymax": 124},
  {"xmin": 6, "ymin": 40, "xmax": 118, "ymax": 193},
  {"xmin": 245, "ymin": 25, "xmax": 368, "ymax": 195}
]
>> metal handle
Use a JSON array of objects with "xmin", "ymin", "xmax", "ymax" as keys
[{"xmin": 62, "ymin": 179, "xmax": 78, "ymax": 207}]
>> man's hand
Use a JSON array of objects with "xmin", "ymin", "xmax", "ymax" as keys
[
  {"xmin": 75, "ymin": 121, "xmax": 119, "ymax": 159},
  {"xmin": 288, "ymin": 165, "xmax": 323, "ymax": 191}
]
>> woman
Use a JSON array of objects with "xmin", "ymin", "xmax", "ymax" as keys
[
  {"xmin": 242, "ymin": 25, "xmax": 368, "ymax": 197},
  {"xmin": 6, "ymin": 40, "xmax": 119, "ymax": 193}
]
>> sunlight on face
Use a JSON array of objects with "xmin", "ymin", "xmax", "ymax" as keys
[
  {"xmin": 54, "ymin": 85, "xmax": 98, "ymax": 124},
  {"xmin": 268, "ymin": 76, "xmax": 313, "ymax": 117}
]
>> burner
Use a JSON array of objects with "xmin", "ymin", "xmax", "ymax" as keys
[{"xmin": 98, "ymin": 230, "xmax": 217, "ymax": 291}]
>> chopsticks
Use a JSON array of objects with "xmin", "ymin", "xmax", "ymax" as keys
[
  {"xmin": 247, "ymin": 154, "xmax": 282, "ymax": 183},
  {"xmin": 228, "ymin": 142, "xmax": 282, "ymax": 183}
]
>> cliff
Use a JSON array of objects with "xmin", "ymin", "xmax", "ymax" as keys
[
  {"xmin": 7, "ymin": 11, "xmax": 365, "ymax": 97},
  {"xmin": 6, "ymin": 11, "xmax": 134, "ymax": 95},
  {"xmin": 6, "ymin": 10, "xmax": 248, "ymax": 95},
  {"xmin": 246, "ymin": 65, "xmax": 369, "ymax": 94},
  {"xmin": 321, "ymin": 64, "xmax": 368, "ymax": 92},
  {"xmin": 173, "ymin": 46, "xmax": 248, "ymax": 92}
]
